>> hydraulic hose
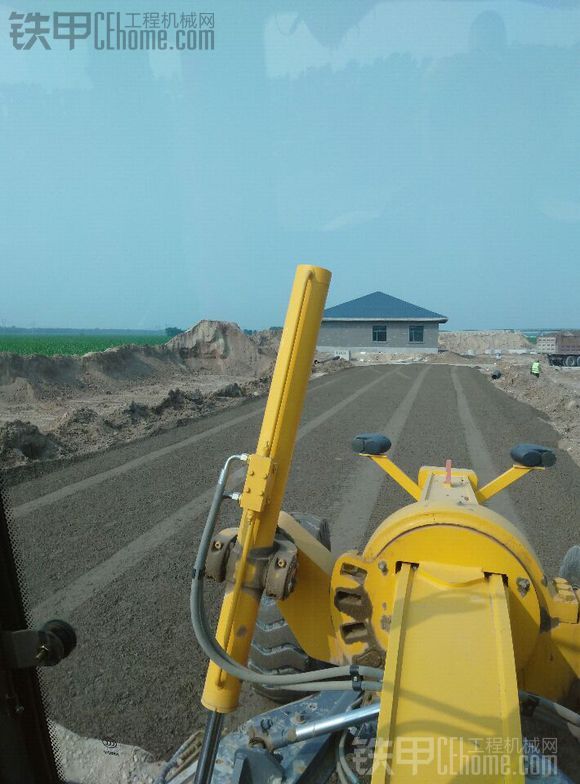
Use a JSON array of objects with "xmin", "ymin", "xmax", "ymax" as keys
[{"xmin": 190, "ymin": 455, "xmax": 384, "ymax": 688}]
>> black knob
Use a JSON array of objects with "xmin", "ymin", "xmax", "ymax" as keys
[
  {"xmin": 352, "ymin": 434, "xmax": 392, "ymax": 455},
  {"xmin": 39, "ymin": 620, "xmax": 77, "ymax": 665},
  {"xmin": 510, "ymin": 444, "xmax": 556, "ymax": 468}
]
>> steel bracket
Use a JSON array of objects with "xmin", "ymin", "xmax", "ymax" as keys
[
  {"xmin": 238, "ymin": 454, "xmax": 277, "ymax": 513},
  {"xmin": 205, "ymin": 530, "xmax": 298, "ymax": 601}
]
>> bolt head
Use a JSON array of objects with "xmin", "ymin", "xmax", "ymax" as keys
[
  {"xmin": 378, "ymin": 560, "xmax": 388, "ymax": 574},
  {"xmin": 516, "ymin": 577, "xmax": 531, "ymax": 596},
  {"xmin": 277, "ymin": 559, "xmax": 287, "ymax": 568}
]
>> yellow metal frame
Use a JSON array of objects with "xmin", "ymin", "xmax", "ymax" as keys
[
  {"xmin": 370, "ymin": 455, "xmax": 421, "ymax": 500},
  {"xmin": 476, "ymin": 464, "xmax": 539, "ymax": 503},
  {"xmin": 369, "ymin": 452, "xmax": 541, "ymax": 505},
  {"xmin": 280, "ymin": 456, "xmax": 579, "ymax": 781}
]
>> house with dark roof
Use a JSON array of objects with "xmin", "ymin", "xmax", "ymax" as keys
[{"xmin": 317, "ymin": 292, "xmax": 448, "ymax": 356}]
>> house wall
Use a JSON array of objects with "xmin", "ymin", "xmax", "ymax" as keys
[{"xmin": 317, "ymin": 320, "xmax": 440, "ymax": 353}]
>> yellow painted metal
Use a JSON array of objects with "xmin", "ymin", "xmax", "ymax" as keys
[
  {"xmin": 201, "ymin": 265, "xmax": 331, "ymax": 713},
  {"xmin": 366, "ymin": 448, "xmax": 540, "ymax": 508},
  {"xmin": 331, "ymin": 522, "xmax": 541, "ymax": 673},
  {"xmin": 276, "ymin": 511, "xmax": 340, "ymax": 662},
  {"xmin": 418, "ymin": 465, "xmax": 479, "ymax": 491},
  {"xmin": 419, "ymin": 468, "xmax": 479, "ymax": 504},
  {"xmin": 328, "ymin": 465, "xmax": 579, "ymax": 681},
  {"xmin": 476, "ymin": 465, "xmax": 538, "ymax": 504},
  {"xmin": 371, "ymin": 564, "xmax": 523, "ymax": 783},
  {"xmin": 283, "ymin": 462, "xmax": 578, "ymax": 706},
  {"xmin": 369, "ymin": 455, "xmax": 421, "ymax": 500},
  {"xmin": 239, "ymin": 454, "xmax": 276, "ymax": 513},
  {"xmin": 523, "ymin": 607, "xmax": 580, "ymax": 700}
]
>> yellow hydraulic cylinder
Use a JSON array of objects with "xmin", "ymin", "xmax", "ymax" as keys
[{"xmin": 201, "ymin": 264, "xmax": 331, "ymax": 713}]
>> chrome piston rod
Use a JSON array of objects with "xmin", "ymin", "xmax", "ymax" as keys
[{"xmin": 267, "ymin": 701, "xmax": 380, "ymax": 751}]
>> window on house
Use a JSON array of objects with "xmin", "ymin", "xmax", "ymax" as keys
[
  {"xmin": 409, "ymin": 325, "xmax": 424, "ymax": 343},
  {"xmin": 372, "ymin": 325, "xmax": 387, "ymax": 342}
]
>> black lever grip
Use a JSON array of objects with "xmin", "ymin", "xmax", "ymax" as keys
[
  {"xmin": 510, "ymin": 444, "xmax": 556, "ymax": 468},
  {"xmin": 352, "ymin": 433, "xmax": 392, "ymax": 455}
]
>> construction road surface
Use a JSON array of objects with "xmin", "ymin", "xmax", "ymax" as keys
[{"xmin": 5, "ymin": 364, "xmax": 580, "ymax": 759}]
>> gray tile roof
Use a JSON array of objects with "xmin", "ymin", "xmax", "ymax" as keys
[{"xmin": 323, "ymin": 291, "xmax": 447, "ymax": 322}]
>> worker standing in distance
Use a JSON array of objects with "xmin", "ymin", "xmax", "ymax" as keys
[{"xmin": 531, "ymin": 359, "xmax": 541, "ymax": 379}]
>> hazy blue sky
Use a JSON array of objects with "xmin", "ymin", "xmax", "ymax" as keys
[{"xmin": 1, "ymin": 0, "xmax": 580, "ymax": 331}]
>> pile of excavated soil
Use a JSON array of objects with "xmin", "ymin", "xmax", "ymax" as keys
[
  {"xmin": 0, "ymin": 320, "xmax": 353, "ymax": 475},
  {"xmin": 425, "ymin": 350, "xmax": 481, "ymax": 364},
  {"xmin": 0, "ymin": 421, "xmax": 66, "ymax": 464},
  {"xmin": 440, "ymin": 331, "xmax": 532, "ymax": 355},
  {"xmin": 0, "ymin": 345, "xmax": 188, "ymax": 403},
  {"xmin": 0, "ymin": 321, "xmax": 277, "ymax": 472},
  {"xmin": 0, "ymin": 379, "xmax": 270, "ymax": 472},
  {"xmin": 250, "ymin": 327, "xmax": 282, "ymax": 353},
  {"xmin": 166, "ymin": 320, "xmax": 276, "ymax": 377},
  {"xmin": 0, "ymin": 322, "xmax": 276, "ymax": 410},
  {"xmin": 488, "ymin": 362, "xmax": 580, "ymax": 466}
]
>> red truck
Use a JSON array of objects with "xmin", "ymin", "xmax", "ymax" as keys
[{"xmin": 537, "ymin": 332, "xmax": 580, "ymax": 366}]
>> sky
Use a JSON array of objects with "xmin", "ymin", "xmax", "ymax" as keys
[{"xmin": 1, "ymin": 0, "xmax": 580, "ymax": 331}]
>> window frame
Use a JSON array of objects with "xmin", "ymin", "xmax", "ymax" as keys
[
  {"xmin": 409, "ymin": 324, "xmax": 424, "ymax": 343},
  {"xmin": 372, "ymin": 324, "xmax": 387, "ymax": 343}
]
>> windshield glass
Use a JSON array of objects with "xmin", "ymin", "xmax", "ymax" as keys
[{"xmin": 1, "ymin": 3, "xmax": 579, "ymax": 783}]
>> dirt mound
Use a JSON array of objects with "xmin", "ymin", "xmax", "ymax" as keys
[
  {"xmin": 491, "ymin": 362, "xmax": 580, "ymax": 465},
  {"xmin": 252, "ymin": 328, "xmax": 282, "ymax": 352},
  {"xmin": 81, "ymin": 344, "xmax": 186, "ymax": 385},
  {"xmin": 0, "ymin": 353, "xmax": 82, "ymax": 397},
  {"xmin": 426, "ymin": 350, "xmax": 478, "ymax": 364},
  {"xmin": 53, "ymin": 408, "xmax": 118, "ymax": 453},
  {"xmin": 152, "ymin": 387, "xmax": 204, "ymax": 413},
  {"xmin": 49, "ymin": 388, "xmax": 215, "ymax": 459},
  {"xmin": 440, "ymin": 331, "xmax": 532, "ymax": 355},
  {"xmin": 0, "ymin": 420, "xmax": 66, "ymax": 464},
  {"xmin": 0, "ymin": 345, "xmax": 189, "ymax": 401},
  {"xmin": 0, "ymin": 375, "xmax": 275, "ymax": 471},
  {"xmin": 350, "ymin": 351, "xmax": 423, "ymax": 364},
  {"xmin": 0, "ymin": 324, "xmax": 353, "ymax": 473},
  {"xmin": 166, "ymin": 320, "xmax": 275, "ymax": 377},
  {"xmin": 0, "ymin": 324, "xmax": 271, "ymax": 407}
]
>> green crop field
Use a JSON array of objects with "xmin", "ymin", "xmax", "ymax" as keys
[{"xmin": 0, "ymin": 334, "xmax": 168, "ymax": 356}]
